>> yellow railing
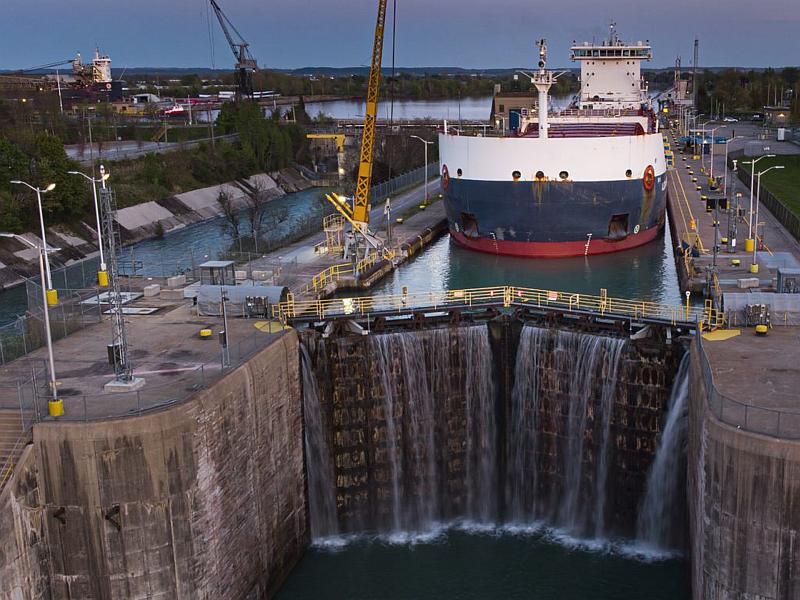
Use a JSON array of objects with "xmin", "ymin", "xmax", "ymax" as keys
[
  {"xmin": 275, "ymin": 284, "xmax": 715, "ymax": 327},
  {"xmin": 301, "ymin": 249, "xmax": 397, "ymax": 294}
]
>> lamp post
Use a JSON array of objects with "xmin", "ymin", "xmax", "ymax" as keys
[
  {"xmin": 750, "ymin": 165, "xmax": 784, "ymax": 274},
  {"xmin": 721, "ymin": 136, "xmax": 746, "ymax": 195},
  {"xmin": 68, "ymin": 166, "xmax": 110, "ymax": 285},
  {"xmin": 698, "ymin": 120, "xmax": 712, "ymax": 169},
  {"xmin": 707, "ymin": 125, "xmax": 726, "ymax": 183},
  {"xmin": 10, "ymin": 180, "xmax": 57, "ymax": 305},
  {"xmin": 409, "ymin": 135, "xmax": 434, "ymax": 203},
  {"xmin": 0, "ymin": 233, "xmax": 63, "ymax": 417},
  {"xmin": 741, "ymin": 154, "xmax": 775, "ymax": 245}
]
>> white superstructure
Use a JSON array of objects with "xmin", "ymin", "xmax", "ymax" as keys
[{"xmin": 571, "ymin": 24, "xmax": 651, "ymax": 110}]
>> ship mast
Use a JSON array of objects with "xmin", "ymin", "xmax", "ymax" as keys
[{"xmin": 531, "ymin": 39, "xmax": 554, "ymax": 139}]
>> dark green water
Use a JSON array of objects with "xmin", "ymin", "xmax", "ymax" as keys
[
  {"xmin": 372, "ymin": 223, "xmax": 681, "ymax": 304},
  {"xmin": 278, "ymin": 527, "xmax": 689, "ymax": 600}
]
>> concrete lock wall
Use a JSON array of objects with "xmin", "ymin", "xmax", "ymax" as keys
[
  {"xmin": 0, "ymin": 331, "xmax": 307, "ymax": 600},
  {"xmin": 689, "ymin": 340, "xmax": 800, "ymax": 600}
]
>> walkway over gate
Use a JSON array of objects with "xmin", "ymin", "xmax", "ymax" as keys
[{"xmin": 274, "ymin": 285, "xmax": 719, "ymax": 329}]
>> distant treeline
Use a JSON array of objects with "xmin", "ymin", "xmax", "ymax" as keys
[{"xmin": 129, "ymin": 69, "xmax": 580, "ymax": 101}]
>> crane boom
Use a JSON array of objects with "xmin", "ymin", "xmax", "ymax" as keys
[
  {"xmin": 351, "ymin": 0, "xmax": 388, "ymax": 229},
  {"xmin": 208, "ymin": 0, "xmax": 258, "ymax": 96}
]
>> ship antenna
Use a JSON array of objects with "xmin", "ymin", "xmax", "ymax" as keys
[
  {"xmin": 537, "ymin": 38, "xmax": 547, "ymax": 75},
  {"xmin": 609, "ymin": 22, "xmax": 617, "ymax": 45}
]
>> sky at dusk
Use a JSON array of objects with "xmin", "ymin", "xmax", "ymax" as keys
[{"xmin": 3, "ymin": 0, "xmax": 799, "ymax": 71}]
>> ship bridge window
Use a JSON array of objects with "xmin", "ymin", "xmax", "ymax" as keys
[
  {"xmin": 535, "ymin": 171, "xmax": 545, "ymax": 180},
  {"xmin": 512, "ymin": 170, "xmax": 521, "ymax": 181},
  {"xmin": 559, "ymin": 171, "xmax": 569, "ymax": 180},
  {"xmin": 625, "ymin": 169, "xmax": 633, "ymax": 178}
]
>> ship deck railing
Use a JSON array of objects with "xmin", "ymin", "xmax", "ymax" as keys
[{"xmin": 273, "ymin": 285, "xmax": 717, "ymax": 329}]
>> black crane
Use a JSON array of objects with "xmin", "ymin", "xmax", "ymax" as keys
[{"xmin": 208, "ymin": 0, "xmax": 258, "ymax": 97}]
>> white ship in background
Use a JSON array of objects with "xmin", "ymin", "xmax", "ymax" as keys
[{"xmin": 439, "ymin": 26, "xmax": 667, "ymax": 257}]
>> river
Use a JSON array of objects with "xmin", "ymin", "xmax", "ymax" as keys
[{"xmin": 304, "ymin": 94, "xmax": 574, "ymax": 121}]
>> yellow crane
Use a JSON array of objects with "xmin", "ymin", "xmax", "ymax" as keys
[{"xmin": 323, "ymin": 0, "xmax": 387, "ymax": 253}]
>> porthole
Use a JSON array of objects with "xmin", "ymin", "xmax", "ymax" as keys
[
  {"xmin": 559, "ymin": 171, "xmax": 569, "ymax": 180},
  {"xmin": 535, "ymin": 170, "xmax": 545, "ymax": 180},
  {"xmin": 457, "ymin": 168, "xmax": 463, "ymax": 177},
  {"xmin": 625, "ymin": 169, "xmax": 633, "ymax": 178},
  {"xmin": 512, "ymin": 170, "xmax": 521, "ymax": 181}
]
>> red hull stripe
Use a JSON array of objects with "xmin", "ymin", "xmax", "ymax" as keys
[{"xmin": 450, "ymin": 225, "xmax": 662, "ymax": 258}]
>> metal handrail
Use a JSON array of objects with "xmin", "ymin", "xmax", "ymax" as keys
[{"xmin": 274, "ymin": 285, "xmax": 712, "ymax": 326}]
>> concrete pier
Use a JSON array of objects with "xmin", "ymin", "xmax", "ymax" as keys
[
  {"xmin": 668, "ymin": 122, "xmax": 800, "ymax": 599},
  {"xmin": 0, "ymin": 332, "xmax": 306, "ymax": 599}
]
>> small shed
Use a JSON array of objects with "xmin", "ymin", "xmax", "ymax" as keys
[{"xmin": 199, "ymin": 260, "xmax": 236, "ymax": 286}]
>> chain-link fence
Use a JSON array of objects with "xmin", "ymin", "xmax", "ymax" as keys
[
  {"xmin": 698, "ymin": 335, "xmax": 800, "ymax": 438},
  {"xmin": 37, "ymin": 327, "xmax": 283, "ymax": 422},
  {"xmin": 371, "ymin": 161, "xmax": 440, "ymax": 203},
  {"xmin": 728, "ymin": 150, "xmax": 800, "ymax": 243},
  {"xmin": 0, "ymin": 286, "xmax": 103, "ymax": 368}
]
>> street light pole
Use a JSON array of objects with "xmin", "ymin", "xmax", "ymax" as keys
[
  {"xmin": 0, "ymin": 233, "xmax": 62, "ymax": 417},
  {"xmin": 410, "ymin": 135, "xmax": 434, "ymax": 203},
  {"xmin": 742, "ymin": 154, "xmax": 775, "ymax": 243},
  {"xmin": 698, "ymin": 120, "xmax": 712, "ymax": 170},
  {"xmin": 10, "ymin": 180, "xmax": 57, "ymax": 305},
  {"xmin": 707, "ymin": 125, "xmax": 726, "ymax": 182},
  {"xmin": 68, "ymin": 166, "xmax": 111, "ymax": 283},
  {"xmin": 751, "ymin": 165, "xmax": 784, "ymax": 273},
  {"xmin": 721, "ymin": 136, "xmax": 744, "ymax": 196}
]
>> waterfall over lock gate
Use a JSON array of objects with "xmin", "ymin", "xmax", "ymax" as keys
[
  {"xmin": 636, "ymin": 352, "xmax": 691, "ymax": 551},
  {"xmin": 368, "ymin": 326, "xmax": 499, "ymax": 532},
  {"xmin": 507, "ymin": 325, "xmax": 627, "ymax": 537},
  {"xmin": 301, "ymin": 321, "xmax": 686, "ymax": 546},
  {"xmin": 300, "ymin": 343, "xmax": 339, "ymax": 539}
]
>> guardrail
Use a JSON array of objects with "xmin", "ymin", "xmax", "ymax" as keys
[
  {"xmin": 275, "ymin": 285, "xmax": 715, "ymax": 327},
  {"xmin": 698, "ymin": 334, "xmax": 800, "ymax": 438},
  {"xmin": 301, "ymin": 249, "xmax": 396, "ymax": 294},
  {"xmin": 29, "ymin": 326, "xmax": 282, "ymax": 422}
]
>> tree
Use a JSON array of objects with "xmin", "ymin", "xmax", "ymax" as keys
[
  {"xmin": 29, "ymin": 133, "xmax": 86, "ymax": 222},
  {"xmin": 216, "ymin": 187, "xmax": 240, "ymax": 239},
  {"xmin": 245, "ymin": 181, "xmax": 271, "ymax": 251}
]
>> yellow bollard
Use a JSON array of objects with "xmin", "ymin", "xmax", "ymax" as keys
[
  {"xmin": 755, "ymin": 324, "xmax": 768, "ymax": 336},
  {"xmin": 46, "ymin": 289, "xmax": 58, "ymax": 306},
  {"xmin": 97, "ymin": 270, "xmax": 109, "ymax": 287},
  {"xmin": 731, "ymin": 259, "xmax": 741, "ymax": 266},
  {"xmin": 750, "ymin": 263, "xmax": 759, "ymax": 274},
  {"xmin": 744, "ymin": 238, "xmax": 755, "ymax": 253},
  {"xmin": 48, "ymin": 399, "xmax": 64, "ymax": 417},
  {"xmin": 199, "ymin": 328, "xmax": 213, "ymax": 339}
]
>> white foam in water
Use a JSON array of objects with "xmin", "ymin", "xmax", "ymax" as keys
[{"xmin": 312, "ymin": 521, "xmax": 682, "ymax": 563}]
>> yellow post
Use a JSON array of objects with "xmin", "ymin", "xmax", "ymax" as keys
[
  {"xmin": 744, "ymin": 238, "xmax": 755, "ymax": 253},
  {"xmin": 45, "ymin": 288, "xmax": 58, "ymax": 306},
  {"xmin": 750, "ymin": 263, "xmax": 759, "ymax": 274},
  {"xmin": 48, "ymin": 399, "xmax": 64, "ymax": 417},
  {"xmin": 97, "ymin": 270, "xmax": 109, "ymax": 287}
]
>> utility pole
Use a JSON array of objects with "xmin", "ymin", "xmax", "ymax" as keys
[
  {"xmin": 692, "ymin": 38, "xmax": 699, "ymax": 109},
  {"xmin": 100, "ymin": 186, "xmax": 145, "ymax": 392}
]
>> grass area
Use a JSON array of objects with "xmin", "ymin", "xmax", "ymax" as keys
[{"xmin": 742, "ymin": 155, "xmax": 800, "ymax": 216}]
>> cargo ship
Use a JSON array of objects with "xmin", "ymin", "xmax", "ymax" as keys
[{"xmin": 438, "ymin": 28, "xmax": 667, "ymax": 257}]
